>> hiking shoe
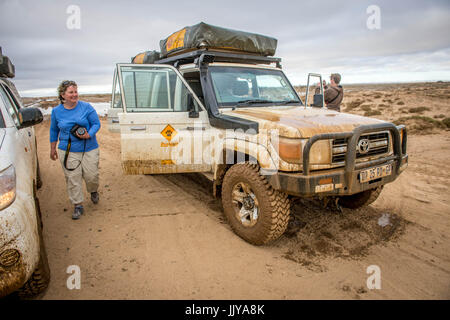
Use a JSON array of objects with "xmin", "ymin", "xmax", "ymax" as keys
[
  {"xmin": 72, "ymin": 205, "xmax": 84, "ymax": 220},
  {"xmin": 91, "ymin": 192, "xmax": 99, "ymax": 204}
]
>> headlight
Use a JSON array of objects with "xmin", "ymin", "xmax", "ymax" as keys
[
  {"xmin": 0, "ymin": 165, "xmax": 16, "ymax": 210},
  {"xmin": 276, "ymin": 138, "xmax": 307, "ymax": 164}
]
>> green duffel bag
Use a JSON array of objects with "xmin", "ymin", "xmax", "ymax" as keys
[
  {"xmin": 131, "ymin": 50, "xmax": 161, "ymax": 64},
  {"xmin": 0, "ymin": 49, "xmax": 15, "ymax": 78},
  {"xmin": 159, "ymin": 22, "xmax": 277, "ymax": 58}
]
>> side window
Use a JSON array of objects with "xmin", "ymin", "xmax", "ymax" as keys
[
  {"xmin": 0, "ymin": 84, "xmax": 20, "ymax": 127},
  {"xmin": 111, "ymin": 69, "xmax": 122, "ymax": 109},
  {"xmin": 119, "ymin": 66, "xmax": 194, "ymax": 112}
]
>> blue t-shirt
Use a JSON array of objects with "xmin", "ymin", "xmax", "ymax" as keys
[{"xmin": 50, "ymin": 100, "xmax": 101, "ymax": 152}]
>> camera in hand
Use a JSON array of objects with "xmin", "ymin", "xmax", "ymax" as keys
[{"xmin": 70, "ymin": 124, "xmax": 87, "ymax": 138}]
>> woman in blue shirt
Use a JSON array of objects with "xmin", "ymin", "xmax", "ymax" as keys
[{"xmin": 50, "ymin": 80, "xmax": 101, "ymax": 220}]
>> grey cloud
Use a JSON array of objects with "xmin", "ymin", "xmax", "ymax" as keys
[{"xmin": 1, "ymin": 0, "xmax": 449, "ymax": 94}]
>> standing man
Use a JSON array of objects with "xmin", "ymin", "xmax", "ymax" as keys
[{"xmin": 323, "ymin": 73, "xmax": 344, "ymax": 112}]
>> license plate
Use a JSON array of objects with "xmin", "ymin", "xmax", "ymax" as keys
[{"xmin": 359, "ymin": 164, "xmax": 392, "ymax": 183}]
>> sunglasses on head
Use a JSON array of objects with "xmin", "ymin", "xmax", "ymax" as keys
[{"xmin": 62, "ymin": 80, "xmax": 76, "ymax": 86}]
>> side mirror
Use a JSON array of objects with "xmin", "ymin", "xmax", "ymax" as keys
[
  {"xmin": 187, "ymin": 94, "xmax": 199, "ymax": 118},
  {"xmin": 312, "ymin": 94, "xmax": 324, "ymax": 107},
  {"xmin": 19, "ymin": 107, "xmax": 43, "ymax": 129}
]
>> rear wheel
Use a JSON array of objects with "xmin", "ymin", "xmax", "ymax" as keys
[
  {"xmin": 221, "ymin": 163, "xmax": 291, "ymax": 245},
  {"xmin": 339, "ymin": 186, "xmax": 383, "ymax": 209}
]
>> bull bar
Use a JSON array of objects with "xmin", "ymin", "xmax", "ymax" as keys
[{"xmin": 265, "ymin": 123, "xmax": 408, "ymax": 197}]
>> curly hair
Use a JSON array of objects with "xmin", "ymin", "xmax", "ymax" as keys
[
  {"xmin": 57, "ymin": 80, "xmax": 77, "ymax": 104},
  {"xmin": 330, "ymin": 73, "xmax": 341, "ymax": 85}
]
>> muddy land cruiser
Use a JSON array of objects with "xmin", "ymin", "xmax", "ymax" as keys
[
  {"xmin": 108, "ymin": 23, "xmax": 408, "ymax": 245},
  {"xmin": 0, "ymin": 48, "xmax": 49, "ymax": 298}
]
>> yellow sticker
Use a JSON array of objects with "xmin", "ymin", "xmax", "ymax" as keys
[
  {"xmin": 166, "ymin": 28, "xmax": 186, "ymax": 52},
  {"xmin": 161, "ymin": 142, "xmax": 179, "ymax": 147},
  {"xmin": 133, "ymin": 53, "xmax": 145, "ymax": 64},
  {"xmin": 161, "ymin": 124, "xmax": 177, "ymax": 141},
  {"xmin": 161, "ymin": 159, "xmax": 175, "ymax": 165}
]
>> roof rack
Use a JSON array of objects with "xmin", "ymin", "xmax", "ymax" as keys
[{"xmin": 155, "ymin": 49, "xmax": 282, "ymax": 69}]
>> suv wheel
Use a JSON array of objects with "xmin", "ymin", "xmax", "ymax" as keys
[
  {"xmin": 18, "ymin": 184, "xmax": 50, "ymax": 298},
  {"xmin": 339, "ymin": 186, "xmax": 383, "ymax": 209},
  {"xmin": 222, "ymin": 163, "xmax": 291, "ymax": 245}
]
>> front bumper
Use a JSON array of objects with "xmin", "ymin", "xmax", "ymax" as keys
[{"xmin": 265, "ymin": 123, "xmax": 408, "ymax": 197}]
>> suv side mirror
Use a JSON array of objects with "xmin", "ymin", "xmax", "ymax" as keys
[
  {"xmin": 19, "ymin": 107, "xmax": 43, "ymax": 129},
  {"xmin": 187, "ymin": 94, "xmax": 199, "ymax": 118},
  {"xmin": 312, "ymin": 94, "xmax": 324, "ymax": 107}
]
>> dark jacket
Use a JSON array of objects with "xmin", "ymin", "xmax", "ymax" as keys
[{"xmin": 324, "ymin": 85, "xmax": 344, "ymax": 111}]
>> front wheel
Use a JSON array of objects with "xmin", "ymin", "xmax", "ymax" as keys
[
  {"xmin": 18, "ymin": 185, "xmax": 50, "ymax": 298},
  {"xmin": 221, "ymin": 163, "xmax": 291, "ymax": 245}
]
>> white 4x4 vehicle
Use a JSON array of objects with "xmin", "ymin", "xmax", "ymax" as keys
[
  {"xmin": 0, "ymin": 50, "xmax": 49, "ymax": 298},
  {"xmin": 107, "ymin": 26, "xmax": 408, "ymax": 245},
  {"xmin": 108, "ymin": 49, "xmax": 408, "ymax": 246}
]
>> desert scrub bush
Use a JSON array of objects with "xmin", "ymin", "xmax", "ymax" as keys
[
  {"xmin": 345, "ymin": 100, "xmax": 363, "ymax": 111},
  {"xmin": 408, "ymin": 106, "xmax": 430, "ymax": 113},
  {"xmin": 397, "ymin": 101, "xmax": 405, "ymax": 105},
  {"xmin": 394, "ymin": 116, "xmax": 446, "ymax": 133},
  {"xmin": 442, "ymin": 118, "xmax": 450, "ymax": 128},
  {"xmin": 373, "ymin": 95, "xmax": 382, "ymax": 99},
  {"xmin": 378, "ymin": 104, "xmax": 389, "ymax": 109},
  {"xmin": 433, "ymin": 114, "xmax": 445, "ymax": 119},
  {"xmin": 360, "ymin": 104, "xmax": 373, "ymax": 111},
  {"xmin": 364, "ymin": 110, "xmax": 382, "ymax": 116}
]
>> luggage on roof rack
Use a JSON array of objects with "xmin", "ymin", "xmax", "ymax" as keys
[
  {"xmin": 159, "ymin": 22, "xmax": 277, "ymax": 58},
  {"xmin": 0, "ymin": 47, "xmax": 15, "ymax": 78},
  {"xmin": 131, "ymin": 50, "xmax": 161, "ymax": 64}
]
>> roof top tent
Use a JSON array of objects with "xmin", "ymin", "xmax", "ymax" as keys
[{"xmin": 131, "ymin": 22, "xmax": 282, "ymax": 69}]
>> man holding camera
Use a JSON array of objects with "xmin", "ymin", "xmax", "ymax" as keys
[
  {"xmin": 315, "ymin": 73, "xmax": 344, "ymax": 112},
  {"xmin": 50, "ymin": 80, "xmax": 101, "ymax": 220}
]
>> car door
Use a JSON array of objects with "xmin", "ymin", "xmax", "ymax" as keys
[
  {"xmin": 116, "ymin": 63, "xmax": 212, "ymax": 174},
  {"xmin": 107, "ymin": 68, "xmax": 122, "ymax": 133}
]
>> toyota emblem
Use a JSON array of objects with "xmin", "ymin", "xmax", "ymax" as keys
[{"xmin": 357, "ymin": 139, "xmax": 370, "ymax": 154}]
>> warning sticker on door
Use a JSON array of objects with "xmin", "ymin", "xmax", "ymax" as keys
[{"xmin": 161, "ymin": 124, "xmax": 177, "ymax": 141}]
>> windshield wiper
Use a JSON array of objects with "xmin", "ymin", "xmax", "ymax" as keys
[
  {"xmin": 236, "ymin": 99, "xmax": 274, "ymax": 106},
  {"xmin": 278, "ymin": 100, "xmax": 302, "ymax": 105}
]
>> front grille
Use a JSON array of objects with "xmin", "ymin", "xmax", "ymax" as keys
[{"xmin": 332, "ymin": 132, "xmax": 389, "ymax": 163}]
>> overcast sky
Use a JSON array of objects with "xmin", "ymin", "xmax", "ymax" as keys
[{"xmin": 1, "ymin": 0, "xmax": 449, "ymax": 96}]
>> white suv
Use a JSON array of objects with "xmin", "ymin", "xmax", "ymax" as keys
[{"xmin": 0, "ymin": 52, "xmax": 50, "ymax": 298}]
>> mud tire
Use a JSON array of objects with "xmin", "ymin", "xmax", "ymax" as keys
[
  {"xmin": 339, "ymin": 186, "xmax": 383, "ymax": 209},
  {"xmin": 36, "ymin": 156, "xmax": 42, "ymax": 189},
  {"xmin": 221, "ymin": 163, "xmax": 291, "ymax": 245},
  {"xmin": 18, "ymin": 186, "xmax": 50, "ymax": 298}
]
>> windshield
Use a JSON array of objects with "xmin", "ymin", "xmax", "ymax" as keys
[{"xmin": 209, "ymin": 66, "xmax": 302, "ymax": 108}]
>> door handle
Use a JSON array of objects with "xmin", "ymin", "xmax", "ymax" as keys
[
  {"xmin": 130, "ymin": 126, "xmax": 146, "ymax": 131},
  {"xmin": 112, "ymin": 119, "xmax": 119, "ymax": 123},
  {"xmin": 185, "ymin": 126, "xmax": 206, "ymax": 131}
]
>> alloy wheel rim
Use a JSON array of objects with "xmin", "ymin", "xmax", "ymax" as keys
[{"xmin": 231, "ymin": 182, "xmax": 259, "ymax": 227}]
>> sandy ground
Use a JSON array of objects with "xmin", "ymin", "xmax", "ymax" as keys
[{"xmin": 30, "ymin": 83, "xmax": 450, "ymax": 300}]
